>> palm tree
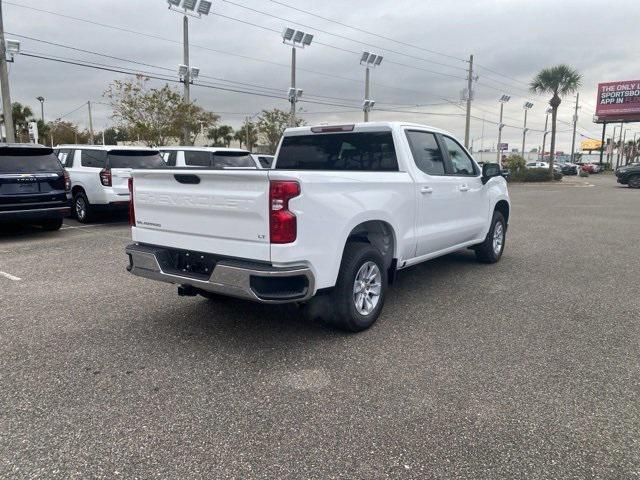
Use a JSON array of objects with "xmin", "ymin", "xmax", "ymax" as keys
[
  {"xmin": 530, "ymin": 65, "xmax": 582, "ymax": 176},
  {"xmin": 12, "ymin": 102, "xmax": 35, "ymax": 142},
  {"xmin": 207, "ymin": 124, "xmax": 234, "ymax": 147}
]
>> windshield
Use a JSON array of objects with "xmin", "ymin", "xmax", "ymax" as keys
[
  {"xmin": 212, "ymin": 152, "xmax": 255, "ymax": 168},
  {"xmin": 0, "ymin": 147, "xmax": 62, "ymax": 173},
  {"xmin": 276, "ymin": 132, "xmax": 398, "ymax": 171},
  {"xmin": 107, "ymin": 150, "xmax": 165, "ymax": 169}
]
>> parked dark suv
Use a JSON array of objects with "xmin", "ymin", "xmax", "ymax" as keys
[
  {"xmin": 0, "ymin": 144, "xmax": 71, "ymax": 231},
  {"xmin": 616, "ymin": 163, "xmax": 640, "ymax": 188}
]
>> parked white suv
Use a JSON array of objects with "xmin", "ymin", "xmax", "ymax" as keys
[
  {"xmin": 126, "ymin": 123, "xmax": 510, "ymax": 331},
  {"xmin": 159, "ymin": 147, "xmax": 257, "ymax": 169},
  {"xmin": 55, "ymin": 145, "xmax": 165, "ymax": 223}
]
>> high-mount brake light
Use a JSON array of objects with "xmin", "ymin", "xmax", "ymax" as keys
[
  {"xmin": 128, "ymin": 177, "xmax": 135, "ymax": 227},
  {"xmin": 269, "ymin": 180, "xmax": 300, "ymax": 244},
  {"xmin": 99, "ymin": 168, "xmax": 112, "ymax": 187},
  {"xmin": 310, "ymin": 125, "xmax": 355, "ymax": 133}
]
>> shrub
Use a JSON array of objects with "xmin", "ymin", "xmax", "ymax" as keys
[
  {"xmin": 513, "ymin": 168, "xmax": 562, "ymax": 182},
  {"xmin": 505, "ymin": 154, "xmax": 526, "ymax": 173},
  {"xmin": 579, "ymin": 170, "xmax": 589, "ymax": 177}
]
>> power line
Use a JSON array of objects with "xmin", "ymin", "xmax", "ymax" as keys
[
  {"xmin": 220, "ymin": 0, "xmax": 469, "ymax": 72},
  {"xmin": 56, "ymin": 102, "xmax": 88, "ymax": 120}
]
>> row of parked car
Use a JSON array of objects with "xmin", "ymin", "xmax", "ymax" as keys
[
  {"xmin": 524, "ymin": 161, "xmax": 604, "ymax": 175},
  {"xmin": 0, "ymin": 143, "xmax": 274, "ymax": 230}
]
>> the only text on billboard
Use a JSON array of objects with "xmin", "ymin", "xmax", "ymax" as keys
[{"xmin": 595, "ymin": 80, "xmax": 640, "ymax": 122}]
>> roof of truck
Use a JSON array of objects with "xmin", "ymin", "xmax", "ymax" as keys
[
  {"xmin": 283, "ymin": 121, "xmax": 452, "ymax": 136},
  {"xmin": 158, "ymin": 146, "xmax": 250, "ymax": 153},
  {"xmin": 54, "ymin": 145, "xmax": 159, "ymax": 151}
]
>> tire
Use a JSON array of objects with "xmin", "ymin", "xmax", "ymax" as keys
[
  {"xmin": 39, "ymin": 218, "xmax": 63, "ymax": 231},
  {"xmin": 628, "ymin": 175, "xmax": 640, "ymax": 189},
  {"xmin": 323, "ymin": 242, "xmax": 388, "ymax": 332},
  {"xmin": 475, "ymin": 211, "xmax": 506, "ymax": 264},
  {"xmin": 73, "ymin": 191, "xmax": 93, "ymax": 223}
]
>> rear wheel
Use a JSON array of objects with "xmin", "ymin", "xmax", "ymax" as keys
[
  {"xmin": 474, "ymin": 211, "xmax": 506, "ymax": 263},
  {"xmin": 39, "ymin": 218, "xmax": 63, "ymax": 231},
  {"xmin": 73, "ymin": 191, "xmax": 93, "ymax": 223},
  {"xmin": 323, "ymin": 242, "xmax": 387, "ymax": 332},
  {"xmin": 628, "ymin": 175, "xmax": 640, "ymax": 188}
]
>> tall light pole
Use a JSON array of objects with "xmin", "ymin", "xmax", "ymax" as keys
[
  {"xmin": 360, "ymin": 51, "xmax": 382, "ymax": 122},
  {"xmin": 282, "ymin": 28, "xmax": 312, "ymax": 127},
  {"xmin": 0, "ymin": 0, "xmax": 16, "ymax": 142},
  {"xmin": 496, "ymin": 95, "xmax": 510, "ymax": 163},
  {"xmin": 36, "ymin": 96, "xmax": 45, "ymax": 123},
  {"xmin": 541, "ymin": 107, "xmax": 552, "ymax": 161},
  {"xmin": 87, "ymin": 101, "xmax": 94, "ymax": 145},
  {"xmin": 616, "ymin": 122, "xmax": 624, "ymax": 168},
  {"xmin": 608, "ymin": 125, "xmax": 618, "ymax": 166},
  {"xmin": 521, "ymin": 101, "xmax": 533, "ymax": 159},
  {"xmin": 166, "ymin": 0, "xmax": 211, "ymax": 144}
]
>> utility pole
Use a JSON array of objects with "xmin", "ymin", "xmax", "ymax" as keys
[
  {"xmin": 87, "ymin": 101, "xmax": 94, "ymax": 145},
  {"xmin": 0, "ymin": 0, "xmax": 15, "ymax": 143},
  {"xmin": 102, "ymin": 130, "xmax": 105, "ymax": 146},
  {"xmin": 599, "ymin": 123, "xmax": 606, "ymax": 165},
  {"xmin": 541, "ymin": 109, "xmax": 551, "ymax": 161},
  {"xmin": 496, "ymin": 103, "xmax": 505, "ymax": 163},
  {"xmin": 289, "ymin": 46, "xmax": 296, "ymax": 127},
  {"xmin": 616, "ymin": 122, "xmax": 623, "ymax": 168},
  {"xmin": 182, "ymin": 14, "xmax": 190, "ymax": 144},
  {"xmin": 570, "ymin": 92, "xmax": 579, "ymax": 162},
  {"xmin": 245, "ymin": 116, "xmax": 250, "ymax": 151},
  {"xmin": 621, "ymin": 129, "xmax": 627, "ymax": 165},
  {"xmin": 464, "ymin": 54, "xmax": 474, "ymax": 148}
]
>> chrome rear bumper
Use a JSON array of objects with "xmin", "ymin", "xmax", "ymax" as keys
[{"xmin": 125, "ymin": 243, "xmax": 314, "ymax": 304}]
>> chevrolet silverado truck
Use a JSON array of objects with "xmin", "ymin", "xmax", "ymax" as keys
[{"xmin": 125, "ymin": 122, "xmax": 510, "ymax": 331}]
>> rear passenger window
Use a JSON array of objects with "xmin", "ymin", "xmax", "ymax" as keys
[
  {"xmin": 57, "ymin": 149, "xmax": 71, "ymax": 166},
  {"xmin": 184, "ymin": 151, "xmax": 211, "ymax": 167},
  {"xmin": 81, "ymin": 150, "xmax": 107, "ymax": 168},
  {"xmin": 405, "ymin": 131, "xmax": 446, "ymax": 175},
  {"xmin": 276, "ymin": 132, "xmax": 398, "ymax": 171},
  {"xmin": 164, "ymin": 151, "xmax": 177, "ymax": 167},
  {"xmin": 442, "ymin": 136, "xmax": 477, "ymax": 176}
]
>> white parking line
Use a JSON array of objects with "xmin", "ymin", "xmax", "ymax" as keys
[{"xmin": 0, "ymin": 271, "xmax": 22, "ymax": 281}]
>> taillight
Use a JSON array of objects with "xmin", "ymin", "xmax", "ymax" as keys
[
  {"xmin": 99, "ymin": 168, "xmax": 112, "ymax": 187},
  {"xmin": 63, "ymin": 170, "xmax": 71, "ymax": 192},
  {"xmin": 269, "ymin": 180, "xmax": 300, "ymax": 244},
  {"xmin": 128, "ymin": 177, "xmax": 135, "ymax": 227}
]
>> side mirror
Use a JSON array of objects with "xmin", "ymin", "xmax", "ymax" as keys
[{"xmin": 482, "ymin": 163, "xmax": 501, "ymax": 184}]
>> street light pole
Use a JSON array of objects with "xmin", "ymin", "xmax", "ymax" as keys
[
  {"xmin": 359, "ymin": 51, "xmax": 382, "ymax": 123},
  {"xmin": 182, "ymin": 14, "xmax": 191, "ymax": 143},
  {"xmin": 36, "ymin": 96, "xmax": 45, "ymax": 123},
  {"xmin": 289, "ymin": 46, "xmax": 296, "ymax": 126},
  {"xmin": 0, "ymin": 0, "xmax": 15, "ymax": 143},
  {"xmin": 496, "ymin": 95, "xmax": 510, "ymax": 163}
]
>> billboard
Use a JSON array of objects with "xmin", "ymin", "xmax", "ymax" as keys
[
  {"xmin": 595, "ymin": 80, "xmax": 640, "ymax": 121},
  {"xmin": 580, "ymin": 139, "xmax": 603, "ymax": 151},
  {"xmin": 499, "ymin": 143, "xmax": 508, "ymax": 151}
]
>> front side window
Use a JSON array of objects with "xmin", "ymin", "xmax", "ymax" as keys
[
  {"xmin": 405, "ymin": 130, "xmax": 445, "ymax": 175},
  {"xmin": 184, "ymin": 150, "xmax": 211, "ymax": 167},
  {"xmin": 442, "ymin": 136, "xmax": 476, "ymax": 176},
  {"xmin": 276, "ymin": 131, "xmax": 398, "ymax": 171}
]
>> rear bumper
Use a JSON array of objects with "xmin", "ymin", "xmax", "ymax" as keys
[
  {"xmin": 0, "ymin": 205, "xmax": 70, "ymax": 221},
  {"xmin": 125, "ymin": 243, "xmax": 315, "ymax": 304}
]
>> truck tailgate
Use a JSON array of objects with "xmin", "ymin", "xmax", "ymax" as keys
[{"xmin": 131, "ymin": 169, "xmax": 271, "ymax": 261}]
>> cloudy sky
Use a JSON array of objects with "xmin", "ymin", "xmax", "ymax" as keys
[{"xmin": 4, "ymin": 0, "xmax": 639, "ymax": 151}]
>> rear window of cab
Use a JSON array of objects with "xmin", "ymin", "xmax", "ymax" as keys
[{"xmin": 276, "ymin": 131, "xmax": 398, "ymax": 171}]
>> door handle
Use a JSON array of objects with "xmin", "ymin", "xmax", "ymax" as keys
[
  {"xmin": 459, "ymin": 185, "xmax": 470, "ymax": 192},
  {"xmin": 420, "ymin": 186, "xmax": 434, "ymax": 194}
]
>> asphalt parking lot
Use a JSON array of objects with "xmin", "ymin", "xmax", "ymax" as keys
[{"xmin": 1, "ymin": 174, "xmax": 639, "ymax": 479}]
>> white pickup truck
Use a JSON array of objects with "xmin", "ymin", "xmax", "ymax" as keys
[{"xmin": 126, "ymin": 122, "xmax": 510, "ymax": 331}]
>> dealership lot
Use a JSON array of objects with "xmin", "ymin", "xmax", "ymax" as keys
[{"xmin": 1, "ymin": 174, "xmax": 639, "ymax": 479}]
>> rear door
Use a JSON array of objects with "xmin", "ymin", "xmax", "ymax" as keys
[
  {"xmin": 107, "ymin": 150, "xmax": 165, "ymax": 195},
  {"xmin": 0, "ymin": 147, "xmax": 67, "ymax": 214},
  {"xmin": 131, "ymin": 169, "xmax": 271, "ymax": 260}
]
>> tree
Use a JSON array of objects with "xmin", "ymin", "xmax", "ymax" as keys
[
  {"xmin": 530, "ymin": 65, "xmax": 582, "ymax": 176},
  {"xmin": 235, "ymin": 121, "xmax": 258, "ymax": 151},
  {"xmin": 207, "ymin": 124, "xmax": 234, "ymax": 147},
  {"xmin": 50, "ymin": 120, "xmax": 90, "ymax": 145},
  {"xmin": 103, "ymin": 126, "xmax": 131, "ymax": 145},
  {"xmin": 257, "ymin": 108, "xmax": 305, "ymax": 153},
  {"xmin": 12, "ymin": 102, "xmax": 34, "ymax": 142},
  {"xmin": 104, "ymin": 75, "xmax": 218, "ymax": 147}
]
